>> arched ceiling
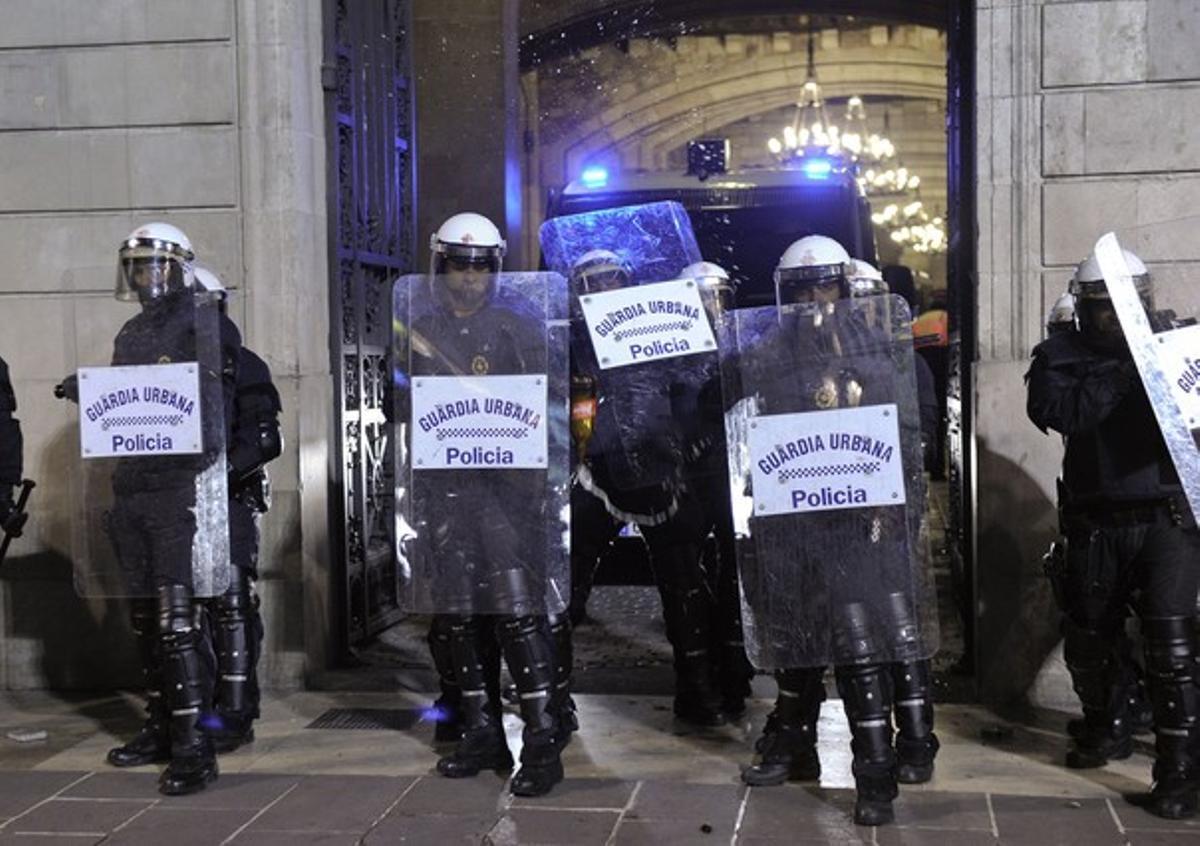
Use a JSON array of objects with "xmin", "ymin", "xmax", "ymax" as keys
[
  {"xmin": 534, "ymin": 37, "xmax": 946, "ymax": 180},
  {"xmin": 521, "ymin": 0, "xmax": 948, "ymax": 68}
]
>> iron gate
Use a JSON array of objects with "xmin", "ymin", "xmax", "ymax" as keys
[{"xmin": 323, "ymin": 0, "xmax": 415, "ymax": 646}]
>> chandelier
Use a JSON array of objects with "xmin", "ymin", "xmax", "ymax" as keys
[
  {"xmin": 872, "ymin": 201, "xmax": 946, "ymax": 254},
  {"xmin": 765, "ymin": 30, "xmax": 945, "ymax": 253}
]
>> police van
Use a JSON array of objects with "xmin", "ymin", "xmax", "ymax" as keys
[{"xmin": 545, "ymin": 146, "xmax": 877, "ymax": 306}]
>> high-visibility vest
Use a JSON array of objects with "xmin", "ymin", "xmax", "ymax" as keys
[{"xmin": 913, "ymin": 308, "xmax": 949, "ymax": 349}]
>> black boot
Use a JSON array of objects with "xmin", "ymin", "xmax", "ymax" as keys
[
  {"xmin": 837, "ymin": 662, "xmax": 898, "ymax": 826},
  {"xmin": 156, "ymin": 585, "xmax": 218, "ymax": 796},
  {"xmin": 743, "ymin": 668, "xmax": 823, "ymax": 786},
  {"xmin": 891, "ymin": 659, "xmax": 939, "ymax": 784},
  {"xmin": 674, "ymin": 654, "xmax": 726, "ymax": 727},
  {"xmin": 108, "ymin": 600, "xmax": 171, "ymax": 767},
  {"xmin": 435, "ymin": 708, "xmax": 513, "ymax": 778},
  {"xmin": 208, "ymin": 574, "xmax": 261, "ymax": 753},
  {"xmin": 500, "ymin": 616, "xmax": 565, "ymax": 797},
  {"xmin": 436, "ymin": 617, "xmax": 513, "ymax": 778},
  {"xmin": 1144, "ymin": 617, "xmax": 1200, "ymax": 820}
]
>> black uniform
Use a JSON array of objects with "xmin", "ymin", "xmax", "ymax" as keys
[
  {"xmin": 739, "ymin": 306, "xmax": 928, "ymax": 824},
  {"xmin": 0, "ymin": 356, "xmax": 23, "ymax": 534},
  {"xmin": 675, "ymin": 352, "xmax": 755, "ymax": 715},
  {"xmin": 104, "ymin": 290, "xmax": 241, "ymax": 795},
  {"xmin": 407, "ymin": 288, "xmax": 565, "ymax": 796},
  {"xmin": 569, "ymin": 321, "xmax": 730, "ymax": 726},
  {"xmin": 1027, "ymin": 329, "xmax": 1200, "ymax": 814},
  {"xmin": 206, "ymin": 346, "xmax": 282, "ymax": 751}
]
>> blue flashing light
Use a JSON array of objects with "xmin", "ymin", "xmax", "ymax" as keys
[
  {"xmin": 801, "ymin": 158, "xmax": 833, "ymax": 179},
  {"xmin": 581, "ymin": 165, "xmax": 609, "ymax": 188}
]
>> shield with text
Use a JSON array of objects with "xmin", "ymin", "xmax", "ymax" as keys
[
  {"xmin": 540, "ymin": 203, "xmax": 720, "ymax": 500},
  {"xmin": 718, "ymin": 295, "xmax": 937, "ymax": 669},
  {"xmin": 65, "ymin": 281, "xmax": 231, "ymax": 598},
  {"xmin": 392, "ymin": 271, "xmax": 570, "ymax": 615}
]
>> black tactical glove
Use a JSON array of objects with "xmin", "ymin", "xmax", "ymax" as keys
[
  {"xmin": 0, "ymin": 489, "xmax": 24, "ymax": 539},
  {"xmin": 54, "ymin": 374, "xmax": 78, "ymax": 403}
]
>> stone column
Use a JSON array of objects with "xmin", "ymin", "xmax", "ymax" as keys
[{"xmin": 236, "ymin": 0, "xmax": 332, "ymax": 687}]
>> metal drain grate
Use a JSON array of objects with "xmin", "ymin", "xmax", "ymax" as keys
[{"xmin": 305, "ymin": 707, "xmax": 424, "ymax": 731}]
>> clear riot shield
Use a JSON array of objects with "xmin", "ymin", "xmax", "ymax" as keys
[
  {"xmin": 1094, "ymin": 233, "xmax": 1200, "ymax": 520},
  {"xmin": 64, "ymin": 275, "xmax": 232, "ymax": 598},
  {"xmin": 718, "ymin": 295, "xmax": 938, "ymax": 670},
  {"xmin": 539, "ymin": 202, "xmax": 712, "ymax": 493},
  {"xmin": 392, "ymin": 271, "xmax": 570, "ymax": 616},
  {"xmin": 539, "ymin": 200, "xmax": 701, "ymax": 287}
]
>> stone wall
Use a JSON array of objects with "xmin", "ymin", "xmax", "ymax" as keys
[
  {"xmin": 0, "ymin": 0, "xmax": 331, "ymax": 690},
  {"xmin": 975, "ymin": 0, "xmax": 1200, "ymax": 709}
]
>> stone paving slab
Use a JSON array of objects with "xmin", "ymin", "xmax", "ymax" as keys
[{"xmin": 0, "ymin": 772, "xmax": 1194, "ymax": 843}]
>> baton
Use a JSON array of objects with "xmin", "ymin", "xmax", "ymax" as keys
[{"xmin": 0, "ymin": 479, "xmax": 35, "ymax": 566}]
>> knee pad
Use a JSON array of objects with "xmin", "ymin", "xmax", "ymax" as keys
[
  {"xmin": 833, "ymin": 602, "xmax": 884, "ymax": 664},
  {"xmin": 487, "ymin": 567, "xmax": 539, "ymax": 614},
  {"xmin": 1143, "ymin": 616, "xmax": 1199, "ymax": 732},
  {"xmin": 155, "ymin": 586, "xmax": 212, "ymax": 714},
  {"xmin": 211, "ymin": 577, "xmax": 259, "ymax": 715},
  {"xmin": 1143, "ymin": 617, "xmax": 1195, "ymax": 679}
]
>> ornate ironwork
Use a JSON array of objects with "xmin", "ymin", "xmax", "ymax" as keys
[{"xmin": 326, "ymin": 0, "xmax": 414, "ymax": 645}]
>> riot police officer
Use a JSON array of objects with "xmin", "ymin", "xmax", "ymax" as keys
[
  {"xmin": 416, "ymin": 212, "xmax": 566, "ymax": 797},
  {"xmin": 0, "ymin": 355, "xmax": 24, "ymax": 548},
  {"xmin": 1046, "ymin": 293, "xmax": 1076, "ymax": 336},
  {"xmin": 739, "ymin": 236, "xmax": 927, "ymax": 826},
  {"xmin": 73, "ymin": 223, "xmax": 241, "ymax": 795},
  {"xmin": 193, "ymin": 268, "xmax": 282, "ymax": 753},
  {"xmin": 567, "ymin": 250, "xmax": 728, "ymax": 727},
  {"xmin": 1027, "ymin": 245, "xmax": 1200, "ymax": 819}
]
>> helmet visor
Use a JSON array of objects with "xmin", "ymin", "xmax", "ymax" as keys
[
  {"xmin": 116, "ymin": 246, "xmax": 187, "ymax": 303},
  {"xmin": 1071, "ymin": 272, "xmax": 1152, "ymax": 301},
  {"xmin": 578, "ymin": 265, "xmax": 630, "ymax": 293},
  {"xmin": 775, "ymin": 263, "xmax": 847, "ymax": 308},
  {"xmin": 431, "ymin": 242, "xmax": 502, "ymax": 276}
]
